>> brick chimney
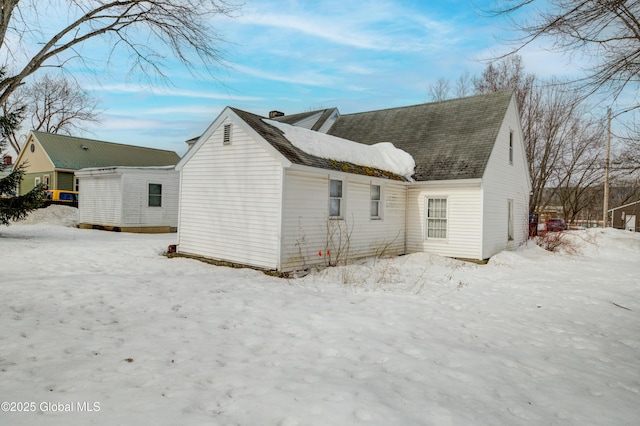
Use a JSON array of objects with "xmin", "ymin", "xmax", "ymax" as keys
[
  {"xmin": 3, "ymin": 155, "xmax": 12, "ymax": 166},
  {"xmin": 269, "ymin": 111, "xmax": 284, "ymax": 119}
]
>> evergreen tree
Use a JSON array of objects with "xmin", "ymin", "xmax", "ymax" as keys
[{"xmin": 1, "ymin": 107, "xmax": 44, "ymax": 226}]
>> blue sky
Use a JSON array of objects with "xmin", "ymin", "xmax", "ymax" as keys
[{"xmin": 70, "ymin": 0, "xmax": 576, "ymax": 156}]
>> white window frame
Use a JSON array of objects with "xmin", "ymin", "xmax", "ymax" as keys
[
  {"xmin": 509, "ymin": 131, "xmax": 514, "ymax": 165},
  {"xmin": 329, "ymin": 178, "xmax": 344, "ymax": 218},
  {"xmin": 508, "ymin": 199, "xmax": 514, "ymax": 241},
  {"xmin": 34, "ymin": 177, "xmax": 41, "ymax": 187},
  {"xmin": 44, "ymin": 175, "xmax": 50, "ymax": 190},
  {"xmin": 148, "ymin": 183, "xmax": 162, "ymax": 207},
  {"xmin": 370, "ymin": 183, "xmax": 382, "ymax": 219},
  {"xmin": 223, "ymin": 123, "xmax": 232, "ymax": 145},
  {"xmin": 426, "ymin": 197, "xmax": 448, "ymax": 239}
]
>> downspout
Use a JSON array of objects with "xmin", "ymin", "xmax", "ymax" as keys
[
  {"xmin": 403, "ymin": 182, "xmax": 409, "ymax": 255},
  {"xmin": 276, "ymin": 166, "xmax": 286, "ymax": 272},
  {"xmin": 176, "ymin": 169, "xmax": 184, "ymax": 252},
  {"xmin": 479, "ymin": 179, "xmax": 485, "ymax": 260}
]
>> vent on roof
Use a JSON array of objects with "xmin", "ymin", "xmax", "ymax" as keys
[
  {"xmin": 223, "ymin": 124, "xmax": 232, "ymax": 145},
  {"xmin": 269, "ymin": 111, "xmax": 285, "ymax": 118},
  {"xmin": 81, "ymin": 145, "xmax": 89, "ymax": 150}
]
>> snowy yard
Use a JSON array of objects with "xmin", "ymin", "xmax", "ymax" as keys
[{"xmin": 1, "ymin": 206, "xmax": 639, "ymax": 425}]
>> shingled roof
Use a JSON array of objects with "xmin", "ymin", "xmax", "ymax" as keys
[
  {"xmin": 273, "ymin": 108, "xmax": 339, "ymax": 131},
  {"xmin": 327, "ymin": 90, "xmax": 514, "ymax": 181},
  {"xmin": 230, "ymin": 108, "xmax": 406, "ymax": 181},
  {"xmin": 32, "ymin": 131, "xmax": 181, "ymax": 170}
]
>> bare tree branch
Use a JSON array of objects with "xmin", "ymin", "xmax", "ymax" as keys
[
  {"xmin": 0, "ymin": 0, "xmax": 240, "ymax": 105},
  {"xmin": 2, "ymin": 73, "xmax": 102, "ymax": 152},
  {"xmin": 489, "ymin": 1, "xmax": 640, "ymax": 109}
]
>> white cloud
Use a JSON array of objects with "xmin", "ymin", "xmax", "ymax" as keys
[
  {"xmin": 236, "ymin": 1, "xmax": 457, "ymax": 53},
  {"xmin": 86, "ymin": 83, "xmax": 263, "ymax": 102},
  {"xmin": 231, "ymin": 64, "xmax": 339, "ymax": 87}
]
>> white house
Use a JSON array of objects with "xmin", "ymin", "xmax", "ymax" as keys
[
  {"xmin": 76, "ymin": 166, "xmax": 179, "ymax": 233},
  {"xmin": 176, "ymin": 90, "xmax": 531, "ymax": 272}
]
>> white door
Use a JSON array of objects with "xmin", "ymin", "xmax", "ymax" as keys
[{"xmin": 625, "ymin": 215, "xmax": 636, "ymax": 232}]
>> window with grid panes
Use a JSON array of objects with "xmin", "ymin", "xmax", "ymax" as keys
[
  {"xmin": 426, "ymin": 197, "xmax": 447, "ymax": 239},
  {"xmin": 329, "ymin": 179, "xmax": 343, "ymax": 217}
]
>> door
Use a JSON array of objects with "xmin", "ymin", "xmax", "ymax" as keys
[{"xmin": 625, "ymin": 215, "xmax": 636, "ymax": 232}]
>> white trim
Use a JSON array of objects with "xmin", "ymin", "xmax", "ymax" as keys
[
  {"xmin": 413, "ymin": 178, "xmax": 482, "ymax": 187},
  {"xmin": 507, "ymin": 198, "xmax": 514, "ymax": 241},
  {"xmin": 370, "ymin": 182, "xmax": 382, "ymax": 220},
  {"xmin": 608, "ymin": 200, "xmax": 640, "ymax": 212},
  {"xmin": 329, "ymin": 177, "xmax": 345, "ymax": 219},
  {"xmin": 425, "ymin": 196, "xmax": 449, "ymax": 240},
  {"xmin": 176, "ymin": 107, "xmax": 292, "ymax": 171},
  {"xmin": 13, "ymin": 131, "xmax": 56, "ymax": 172}
]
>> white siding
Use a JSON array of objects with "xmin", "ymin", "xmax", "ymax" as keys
[
  {"xmin": 406, "ymin": 182, "xmax": 483, "ymax": 259},
  {"xmin": 178, "ymin": 118, "xmax": 283, "ymax": 270},
  {"xmin": 280, "ymin": 169, "xmax": 406, "ymax": 271},
  {"xmin": 77, "ymin": 168, "xmax": 179, "ymax": 228},
  {"xmin": 481, "ymin": 97, "xmax": 531, "ymax": 258},
  {"xmin": 78, "ymin": 175, "xmax": 122, "ymax": 226},
  {"xmin": 120, "ymin": 169, "xmax": 179, "ymax": 227}
]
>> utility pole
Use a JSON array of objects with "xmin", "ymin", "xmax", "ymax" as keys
[{"xmin": 603, "ymin": 108, "xmax": 611, "ymax": 228}]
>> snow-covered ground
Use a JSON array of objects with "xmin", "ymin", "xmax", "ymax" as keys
[{"xmin": 1, "ymin": 206, "xmax": 639, "ymax": 425}]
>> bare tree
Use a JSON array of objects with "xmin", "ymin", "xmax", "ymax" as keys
[
  {"xmin": 427, "ymin": 78, "xmax": 451, "ymax": 102},
  {"xmin": 474, "ymin": 56, "xmax": 548, "ymax": 213},
  {"xmin": 0, "ymin": 0, "xmax": 239, "ymax": 107},
  {"xmin": 473, "ymin": 55, "xmax": 535, "ymax": 114},
  {"xmin": 473, "ymin": 56, "xmax": 605, "ymax": 218},
  {"xmin": 2, "ymin": 74, "xmax": 101, "ymax": 153},
  {"xmin": 454, "ymin": 70, "xmax": 473, "ymax": 98},
  {"xmin": 490, "ymin": 0, "xmax": 640, "ymax": 106},
  {"xmin": 554, "ymin": 117, "xmax": 605, "ymax": 223}
]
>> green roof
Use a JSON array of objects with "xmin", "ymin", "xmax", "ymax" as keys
[{"xmin": 33, "ymin": 131, "xmax": 180, "ymax": 170}]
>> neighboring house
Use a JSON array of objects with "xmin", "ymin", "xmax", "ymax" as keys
[
  {"xmin": 13, "ymin": 131, "xmax": 181, "ymax": 195},
  {"xmin": 76, "ymin": 166, "xmax": 179, "ymax": 233},
  {"xmin": 609, "ymin": 200, "xmax": 640, "ymax": 232},
  {"xmin": 0, "ymin": 155, "xmax": 12, "ymax": 179},
  {"xmin": 176, "ymin": 90, "xmax": 531, "ymax": 272}
]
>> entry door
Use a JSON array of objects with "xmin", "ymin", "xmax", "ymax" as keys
[{"xmin": 625, "ymin": 215, "xmax": 636, "ymax": 232}]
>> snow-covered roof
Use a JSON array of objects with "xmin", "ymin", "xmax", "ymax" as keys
[
  {"xmin": 229, "ymin": 107, "xmax": 410, "ymax": 181},
  {"xmin": 265, "ymin": 119, "xmax": 415, "ymax": 180}
]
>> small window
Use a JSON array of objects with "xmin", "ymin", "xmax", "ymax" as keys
[
  {"xmin": 509, "ymin": 131, "xmax": 514, "ymax": 165},
  {"xmin": 148, "ymin": 183, "xmax": 162, "ymax": 207},
  {"xmin": 223, "ymin": 124, "xmax": 232, "ymax": 145},
  {"xmin": 44, "ymin": 175, "xmax": 50, "ymax": 190},
  {"xmin": 508, "ymin": 199, "xmax": 514, "ymax": 241},
  {"xmin": 370, "ymin": 184, "xmax": 381, "ymax": 219},
  {"xmin": 75, "ymin": 178, "xmax": 80, "ymax": 192},
  {"xmin": 426, "ymin": 197, "xmax": 447, "ymax": 239},
  {"xmin": 329, "ymin": 179, "xmax": 343, "ymax": 217},
  {"xmin": 35, "ymin": 177, "xmax": 41, "ymax": 187}
]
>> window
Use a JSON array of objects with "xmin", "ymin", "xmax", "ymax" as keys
[
  {"xmin": 223, "ymin": 124, "xmax": 232, "ymax": 145},
  {"xmin": 329, "ymin": 179, "xmax": 343, "ymax": 217},
  {"xmin": 75, "ymin": 178, "xmax": 80, "ymax": 192},
  {"xmin": 509, "ymin": 131, "xmax": 514, "ymax": 165},
  {"xmin": 426, "ymin": 197, "xmax": 447, "ymax": 239},
  {"xmin": 508, "ymin": 199, "xmax": 514, "ymax": 241},
  {"xmin": 370, "ymin": 184, "xmax": 381, "ymax": 219},
  {"xmin": 148, "ymin": 183, "xmax": 162, "ymax": 207},
  {"xmin": 44, "ymin": 175, "xmax": 50, "ymax": 190},
  {"xmin": 35, "ymin": 177, "xmax": 41, "ymax": 187}
]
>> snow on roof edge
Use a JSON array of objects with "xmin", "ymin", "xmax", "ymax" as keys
[{"xmin": 264, "ymin": 119, "xmax": 415, "ymax": 180}]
